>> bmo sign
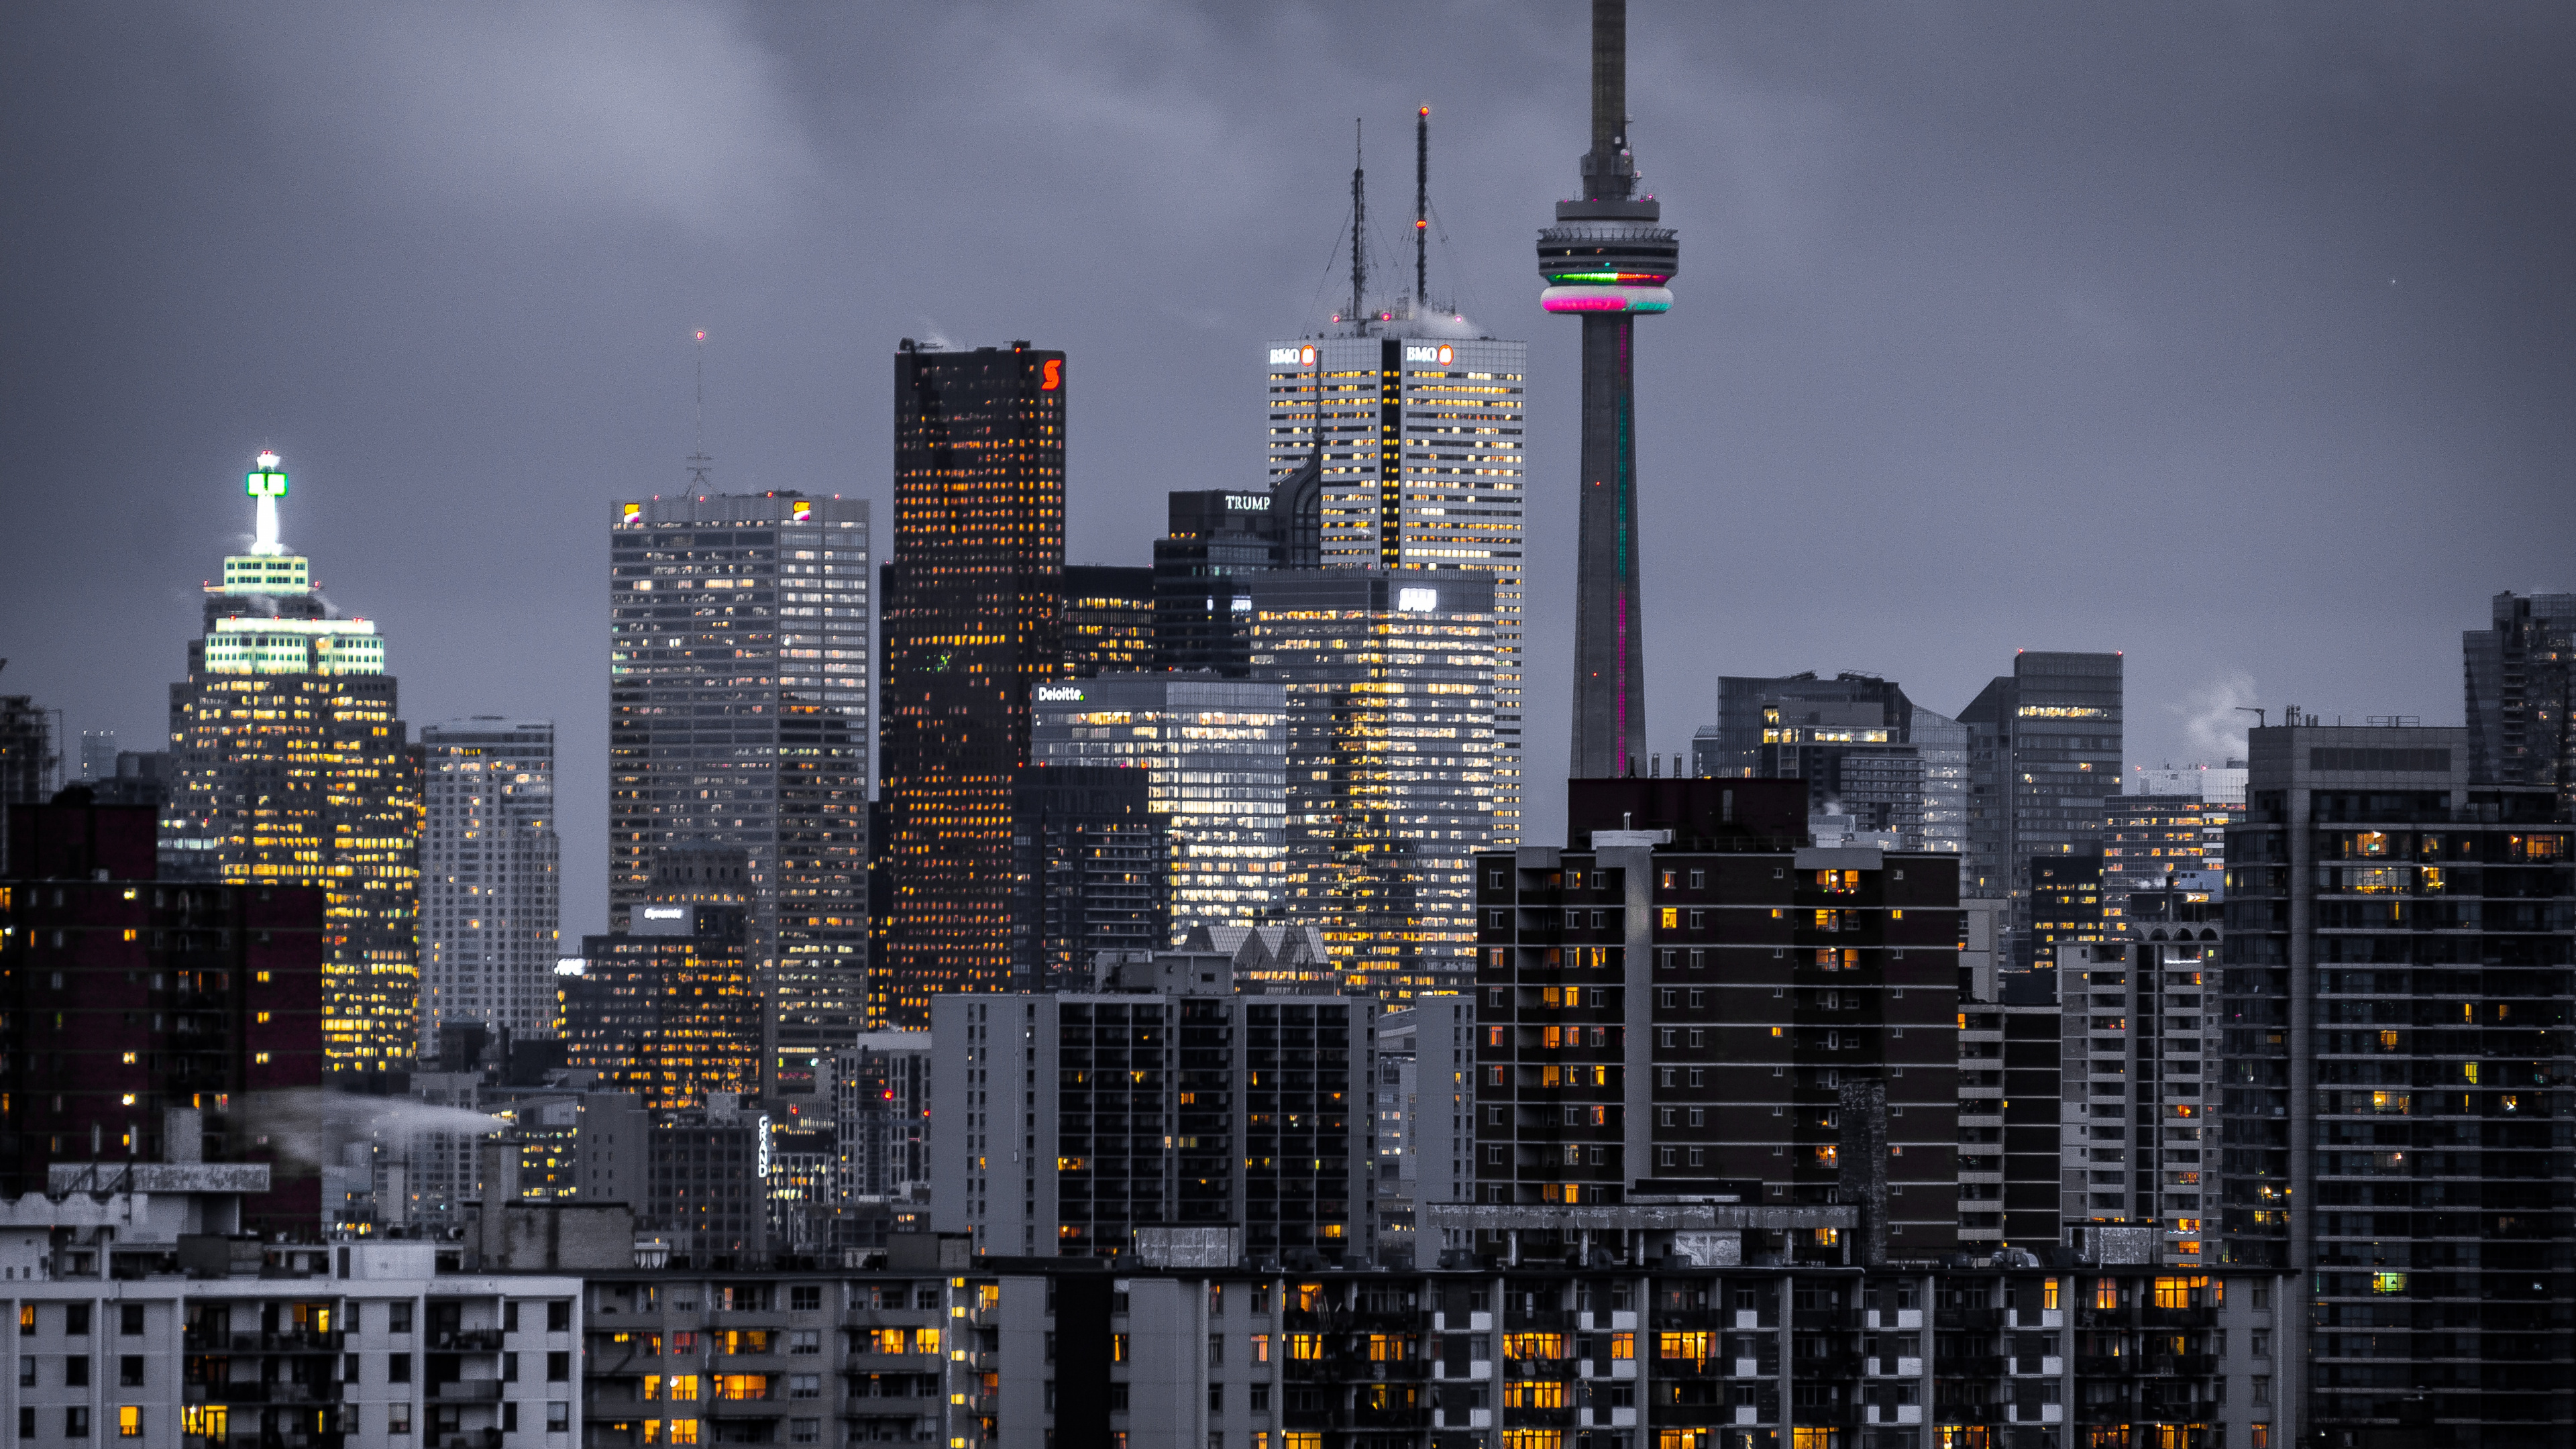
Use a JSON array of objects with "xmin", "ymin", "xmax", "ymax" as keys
[
  {"xmin": 1267, "ymin": 345, "xmax": 1320, "ymax": 367},
  {"xmin": 1403, "ymin": 344, "xmax": 1456, "ymax": 366}
]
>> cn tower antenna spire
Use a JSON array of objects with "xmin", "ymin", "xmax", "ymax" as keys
[{"xmin": 1540, "ymin": 0, "xmax": 1677, "ymax": 780}]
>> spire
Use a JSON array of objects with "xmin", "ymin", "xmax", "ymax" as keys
[
  {"xmin": 1578, "ymin": 0, "xmax": 1640, "ymax": 203},
  {"xmin": 246, "ymin": 451, "xmax": 288, "ymax": 556},
  {"xmin": 686, "ymin": 329, "xmax": 714, "ymax": 488},
  {"xmin": 1348, "ymin": 119, "xmax": 1368, "ymax": 327},
  {"xmin": 1415, "ymin": 106, "xmax": 1431, "ymax": 310}
]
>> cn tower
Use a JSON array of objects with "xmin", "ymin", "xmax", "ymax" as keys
[{"xmin": 1540, "ymin": 0, "xmax": 1676, "ymax": 778}]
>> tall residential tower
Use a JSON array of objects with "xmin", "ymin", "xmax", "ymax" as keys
[
  {"xmin": 1540, "ymin": 0, "xmax": 1678, "ymax": 778},
  {"xmin": 418, "ymin": 718, "xmax": 559, "ymax": 1051}
]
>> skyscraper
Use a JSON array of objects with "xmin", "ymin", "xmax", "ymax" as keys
[
  {"xmin": 1245, "ymin": 568, "xmax": 1495, "ymax": 997},
  {"xmin": 166, "ymin": 453, "xmax": 421, "ymax": 1073},
  {"xmin": 607, "ymin": 490, "xmax": 871, "ymax": 1067},
  {"xmin": 1539, "ymin": 0, "xmax": 1679, "ymax": 780},
  {"xmin": 1010, "ymin": 764, "xmax": 1167, "ymax": 990},
  {"xmin": 1150, "ymin": 489, "xmax": 1283, "ymax": 676},
  {"xmin": 1957, "ymin": 650, "xmax": 2125, "ymax": 966},
  {"xmin": 560, "ymin": 848, "xmax": 761, "ymax": 1113},
  {"xmin": 1690, "ymin": 672, "xmax": 1970, "ymax": 859},
  {"xmin": 2463, "ymin": 589, "xmax": 2575, "ymax": 812},
  {"xmin": 1059, "ymin": 564, "xmax": 1157, "ymax": 678},
  {"xmin": 1028, "ymin": 672, "xmax": 1287, "ymax": 942},
  {"xmin": 2217, "ymin": 723, "xmax": 2575, "ymax": 1443},
  {"xmin": 1265, "ymin": 109, "xmax": 1527, "ymax": 844},
  {"xmin": 877, "ymin": 339, "xmax": 1067, "ymax": 1028},
  {"xmin": 418, "ymin": 718, "xmax": 560, "ymax": 1052}
]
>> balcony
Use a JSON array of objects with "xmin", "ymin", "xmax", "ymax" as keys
[
  {"xmin": 186, "ymin": 1331, "xmax": 345, "ymax": 1354},
  {"xmin": 431, "ymin": 1330, "xmax": 505, "ymax": 1352},
  {"xmin": 1501, "ymin": 1407, "xmax": 1576, "ymax": 1430},
  {"xmin": 426, "ymin": 1381, "xmax": 506, "ymax": 1403},
  {"xmin": 202, "ymin": 1381, "xmax": 343, "ymax": 1405}
]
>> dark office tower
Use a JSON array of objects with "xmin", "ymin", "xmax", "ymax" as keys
[
  {"xmin": 2, "ymin": 799, "xmax": 325, "ymax": 1218},
  {"xmin": 1059, "ymin": 564, "xmax": 1157, "ymax": 679},
  {"xmin": 2218, "ymin": 724, "xmax": 2575, "ymax": 1444},
  {"xmin": 0, "ymin": 697, "xmax": 54, "ymax": 806},
  {"xmin": 561, "ymin": 848, "xmax": 761, "ymax": 1112},
  {"xmin": 877, "ymin": 339, "xmax": 1067, "ymax": 1028},
  {"xmin": 1539, "ymin": 0, "xmax": 1678, "ymax": 779},
  {"xmin": 1957, "ymin": 651, "xmax": 2125, "ymax": 965},
  {"xmin": 167, "ymin": 453, "xmax": 421, "ymax": 1074},
  {"xmin": 2029, "ymin": 851, "xmax": 2108, "ymax": 968},
  {"xmin": 1690, "ymin": 672, "xmax": 1971, "ymax": 859},
  {"xmin": 608, "ymin": 491, "xmax": 871, "ymax": 1081},
  {"xmin": 1012, "ymin": 766, "xmax": 1169, "ymax": 991},
  {"xmin": 1471, "ymin": 779, "xmax": 1962, "ymax": 1262},
  {"xmin": 1151, "ymin": 490, "xmax": 1283, "ymax": 676},
  {"xmin": 2464, "ymin": 590, "xmax": 2576, "ymax": 810}
]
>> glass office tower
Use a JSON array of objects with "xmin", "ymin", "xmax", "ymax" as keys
[
  {"xmin": 1957, "ymin": 651, "xmax": 2125, "ymax": 966},
  {"xmin": 1029, "ymin": 672, "xmax": 1288, "ymax": 943},
  {"xmin": 607, "ymin": 490, "xmax": 871, "ymax": 1059},
  {"xmin": 1262, "ymin": 335, "xmax": 1525, "ymax": 845},
  {"xmin": 1244, "ymin": 568, "xmax": 1496, "ymax": 997}
]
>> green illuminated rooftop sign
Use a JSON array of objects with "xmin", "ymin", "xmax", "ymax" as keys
[{"xmin": 246, "ymin": 468, "xmax": 288, "ymax": 498}]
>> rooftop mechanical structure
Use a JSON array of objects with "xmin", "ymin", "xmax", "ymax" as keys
[{"xmin": 1541, "ymin": 0, "xmax": 1678, "ymax": 779}]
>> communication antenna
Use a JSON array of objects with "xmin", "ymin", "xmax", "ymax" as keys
[
  {"xmin": 1415, "ymin": 106, "xmax": 1430, "ymax": 312},
  {"xmin": 1348, "ymin": 119, "xmax": 1368, "ymax": 329},
  {"xmin": 686, "ymin": 329, "xmax": 714, "ymax": 489}
]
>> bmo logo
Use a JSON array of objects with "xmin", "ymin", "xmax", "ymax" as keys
[
  {"xmin": 1403, "ymin": 344, "xmax": 1456, "ymax": 366},
  {"xmin": 1267, "ymin": 345, "xmax": 1321, "ymax": 367}
]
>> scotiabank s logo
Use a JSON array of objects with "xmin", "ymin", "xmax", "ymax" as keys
[{"xmin": 1040, "ymin": 360, "xmax": 1062, "ymax": 390}]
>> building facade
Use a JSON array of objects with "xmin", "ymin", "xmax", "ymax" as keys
[
  {"xmin": 1010, "ymin": 765, "xmax": 1168, "ymax": 990},
  {"xmin": 1246, "ymin": 569, "xmax": 1496, "ymax": 998},
  {"xmin": 1028, "ymin": 673, "xmax": 1288, "ymax": 943},
  {"xmin": 1059, "ymin": 564, "xmax": 1157, "ymax": 678},
  {"xmin": 1, "ymin": 800, "xmax": 325, "ymax": 1221},
  {"xmin": 164, "ymin": 453, "xmax": 419, "ymax": 1074},
  {"xmin": 419, "ymin": 718, "xmax": 559, "ymax": 1053},
  {"xmin": 1470, "ymin": 780, "xmax": 1962, "ymax": 1264},
  {"xmin": 2463, "ymin": 588, "xmax": 2576, "ymax": 814},
  {"xmin": 877, "ymin": 340, "xmax": 1067, "ymax": 1028},
  {"xmin": 1152, "ymin": 489, "xmax": 1285, "ymax": 676},
  {"xmin": 2098, "ymin": 792, "xmax": 2238, "ymax": 936},
  {"xmin": 1691, "ymin": 674, "xmax": 1970, "ymax": 862},
  {"xmin": 560, "ymin": 901, "xmax": 761, "ymax": 1112},
  {"xmin": 928, "ymin": 972, "xmax": 1376, "ymax": 1265},
  {"xmin": 2217, "ymin": 723, "xmax": 2575, "ymax": 1445},
  {"xmin": 1260, "ymin": 335, "xmax": 1526, "ymax": 843},
  {"xmin": 607, "ymin": 491, "xmax": 872, "ymax": 1067},
  {"xmin": 1956, "ymin": 651, "xmax": 2125, "ymax": 967}
]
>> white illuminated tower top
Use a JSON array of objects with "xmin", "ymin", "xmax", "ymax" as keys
[{"xmin": 200, "ymin": 451, "xmax": 385, "ymax": 676}]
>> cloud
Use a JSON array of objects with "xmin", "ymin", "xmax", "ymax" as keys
[
  {"xmin": 2173, "ymin": 668, "xmax": 2259, "ymax": 764},
  {"xmin": 191, "ymin": 0, "xmax": 822, "ymax": 237}
]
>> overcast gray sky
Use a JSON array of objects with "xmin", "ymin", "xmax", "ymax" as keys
[{"xmin": 7, "ymin": 1, "xmax": 2572, "ymax": 935}]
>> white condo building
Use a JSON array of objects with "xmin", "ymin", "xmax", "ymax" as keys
[
  {"xmin": 1263, "ymin": 332, "xmax": 1526, "ymax": 845},
  {"xmin": 419, "ymin": 717, "xmax": 560, "ymax": 1050}
]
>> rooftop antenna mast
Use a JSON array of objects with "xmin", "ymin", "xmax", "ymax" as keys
[
  {"xmin": 686, "ymin": 329, "xmax": 714, "ymax": 490},
  {"xmin": 1348, "ymin": 119, "xmax": 1368, "ymax": 329},
  {"xmin": 1414, "ymin": 106, "xmax": 1430, "ymax": 313}
]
